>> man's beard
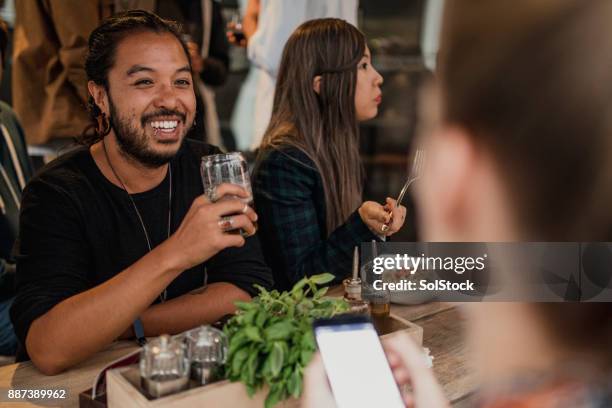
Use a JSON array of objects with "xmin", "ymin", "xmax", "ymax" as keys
[{"xmin": 108, "ymin": 97, "xmax": 189, "ymax": 169}]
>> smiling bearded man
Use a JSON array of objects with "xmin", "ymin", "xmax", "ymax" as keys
[{"xmin": 10, "ymin": 10, "xmax": 272, "ymax": 375}]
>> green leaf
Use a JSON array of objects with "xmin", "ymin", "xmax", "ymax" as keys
[
  {"xmin": 269, "ymin": 342, "xmax": 285, "ymax": 378},
  {"xmin": 300, "ymin": 330, "xmax": 316, "ymax": 350},
  {"xmin": 229, "ymin": 331, "xmax": 249, "ymax": 352},
  {"xmin": 255, "ymin": 310, "xmax": 268, "ymax": 328},
  {"xmin": 261, "ymin": 350, "xmax": 273, "ymax": 379},
  {"xmin": 246, "ymin": 350, "xmax": 259, "ymax": 385},
  {"xmin": 300, "ymin": 349, "xmax": 314, "ymax": 366},
  {"xmin": 316, "ymin": 299, "xmax": 333, "ymax": 308},
  {"xmin": 291, "ymin": 277, "xmax": 308, "ymax": 293},
  {"xmin": 291, "ymin": 290, "xmax": 304, "ymax": 302},
  {"xmin": 288, "ymin": 347, "xmax": 300, "ymax": 364},
  {"xmin": 265, "ymin": 384, "xmax": 283, "ymax": 408},
  {"xmin": 253, "ymin": 284, "xmax": 269, "ymax": 296},
  {"xmin": 244, "ymin": 326, "xmax": 263, "ymax": 342},
  {"xmin": 297, "ymin": 299, "xmax": 314, "ymax": 315},
  {"xmin": 243, "ymin": 309, "xmax": 257, "ymax": 325},
  {"xmin": 287, "ymin": 302, "xmax": 296, "ymax": 318},
  {"xmin": 313, "ymin": 286, "xmax": 329, "ymax": 299},
  {"xmin": 309, "ymin": 273, "xmax": 335, "ymax": 285},
  {"xmin": 240, "ymin": 365, "xmax": 250, "ymax": 384},
  {"xmin": 282, "ymin": 365, "xmax": 293, "ymax": 383},
  {"xmin": 231, "ymin": 347, "xmax": 249, "ymax": 375},
  {"xmin": 235, "ymin": 300, "xmax": 256, "ymax": 311},
  {"xmin": 264, "ymin": 320, "xmax": 294, "ymax": 341},
  {"xmin": 287, "ymin": 369, "xmax": 302, "ymax": 398}
]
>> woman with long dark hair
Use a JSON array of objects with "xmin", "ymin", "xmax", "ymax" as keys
[{"xmin": 252, "ymin": 18, "xmax": 407, "ymax": 290}]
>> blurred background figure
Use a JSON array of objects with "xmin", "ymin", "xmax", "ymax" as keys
[
  {"xmin": 228, "ymin": 0, "xmax": 358, "ymax": 150},
  {"xmin": 12, "ymin": 0, "xmax": 114, "ymax": 153},
  {"xmin": 0, "ymin": 16, "xmax": 33, "ymax": 359}
]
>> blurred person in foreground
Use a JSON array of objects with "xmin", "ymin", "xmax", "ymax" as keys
[
  {"xmin": 10, "ymin": 10, "xmax": 271, "ymax": 375},
  {"xmin": 252, "ymin": 19, "xmax": 406, "ymax": 291},
  {"xmin": 303, "ymin": 1, "xmax": 612, "ymax": 407}
]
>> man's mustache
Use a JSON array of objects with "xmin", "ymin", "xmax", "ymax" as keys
[{"xmin": 141, "ymin": 109, "xmax": 187, "ymax": 127}]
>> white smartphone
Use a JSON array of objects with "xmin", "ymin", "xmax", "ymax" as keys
[{"xmin": 313, "ymin": 315, "xmax": 405, "ymax": 408}]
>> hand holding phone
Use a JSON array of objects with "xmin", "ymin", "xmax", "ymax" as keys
[
  {"xmin": 311, "ymin": 315, "xmax": 405, "ymax": 408},
  {"xmin": 384, "ymin": 332, "xmax": 449, "ymax": 408}
]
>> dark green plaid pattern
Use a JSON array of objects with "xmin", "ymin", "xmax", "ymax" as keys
[{"xmin": 252, "ymin": 147, "xmax": 379, "ymax": 291}]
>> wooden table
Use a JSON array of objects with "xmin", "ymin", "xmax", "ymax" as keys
[{"xmin": 0, "ymin": 302, "xmax": 475, "ymax": 407}]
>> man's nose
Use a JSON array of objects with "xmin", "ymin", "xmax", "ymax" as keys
[{"xmin": 153, "ymin": 84, "xmax": 179, "ymax": 110}]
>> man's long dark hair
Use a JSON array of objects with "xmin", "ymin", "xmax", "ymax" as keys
[
  {"xmin": 259, "ymin": 18, "xmax": 366, "ymax": 234},
  {"xmin": 79, "ymin": 10, "xmax": 191, "ymax": 146}
]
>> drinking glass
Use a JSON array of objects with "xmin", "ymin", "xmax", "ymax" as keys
[
  {"xmin": 228, "ymin": 11, "xmax": 245, "ymax": 43},
  {"xmin": 200, "ymin": 152, "xmax": 256, "ymax": 234}
]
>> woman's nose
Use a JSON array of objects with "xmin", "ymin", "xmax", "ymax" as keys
[{"xmin": 375, "ymin": 70, "xmax": 384, "ymax": 87}]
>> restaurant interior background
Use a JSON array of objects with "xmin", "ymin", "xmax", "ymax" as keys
[{"xmin": 0, "ymin": 0, "xmax": 438, "ymax": 241}]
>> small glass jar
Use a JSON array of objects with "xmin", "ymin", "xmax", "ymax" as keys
[
  {"xmin": 185, "ymin": 326, "xmax": 228, "ymax": 385},
  {"xmin": 343, "ymin": 277, "xmax": 370, "ymax": 314},
  {"xmin": 140, "ymin": 334, "xmax": 190, "ymax": 398},
  {"xmin": 369, "ymin": 289, "xmax": 392, "ymax": 335}
]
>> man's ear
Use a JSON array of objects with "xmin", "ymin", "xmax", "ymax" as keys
[
  {"xmin": 87, "ymin": 80, "xmax": 109, "ymax": 116},
  {"xmin": 312, "ymin": 75, "xmax": 322, "ymax": 94}
]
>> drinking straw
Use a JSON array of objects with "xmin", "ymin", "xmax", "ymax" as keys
[{"xmin": 353, "ymin": 246, "xmax": 359, "ymax": 280}]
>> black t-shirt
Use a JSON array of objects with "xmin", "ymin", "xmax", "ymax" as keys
[{"xmin": 10, "ymin": 140, "xmax": 273, "ymax": 360}]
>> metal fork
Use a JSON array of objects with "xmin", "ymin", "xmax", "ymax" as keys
[
  {"xmin": 383, "ymin": 148, "xmax": 424, "ymax": 230},
  {"xmin": 395, "ymin": 148, "xmax": 425, "ymax": 207}
]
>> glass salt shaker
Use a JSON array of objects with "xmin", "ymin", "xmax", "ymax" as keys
[
  {"xmin": 185, "ymin": 326, "xmax": 228, "ymax": 385},
  {"xmin": 140, "ymin": 334, "xmax": 190, "ymax": 398}
]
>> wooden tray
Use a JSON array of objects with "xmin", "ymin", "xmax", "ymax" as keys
[{"xmin": 106, "ymin": 314, "xmax": 422, "ymax": 408}]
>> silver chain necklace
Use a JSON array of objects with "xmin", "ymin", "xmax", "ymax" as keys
[{"xmin": 102, "ymin": 139, "xmax": 171, "ymax": 303}]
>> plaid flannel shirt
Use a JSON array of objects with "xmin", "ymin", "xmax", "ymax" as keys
[{"xmin": 252, "ymin": 147, "xmax": 379, "ymax": 291}]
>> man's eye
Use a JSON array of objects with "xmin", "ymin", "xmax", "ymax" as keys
[
  {"xmin": 175, "ymin": 79, "xmax": 191, "ymax": 87},
  {"xmin": 134, "ymin": 79, "xmax": 153, "ymax": 86}
]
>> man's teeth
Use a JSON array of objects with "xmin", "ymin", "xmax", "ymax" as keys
[{"xmin": 150, "ymin": 120, "xmax": 179, "ymax": 130}]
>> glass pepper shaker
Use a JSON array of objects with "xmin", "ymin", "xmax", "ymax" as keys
[
  {"xmin": 185, "ymin": 325, "xmax": 228, "ymax": 385},
  {"xmin": 140, "ymin": 334, "xmax": 190, "ymax": 398}
]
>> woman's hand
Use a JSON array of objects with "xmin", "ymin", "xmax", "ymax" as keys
[
  {"xmin": 383, "ymin": 333, "xmax": 449, "ymax": 408},
  {"xmin": 359, "ymin": 201, "xmax": 390, "ymax": 236},
  {"xmin": 383, "ymin": 197, "xmax": 407, "ymax": 234},
  {"xmin": 359, "ymin": 199, "xmax": 406, "ymax": 237}
]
